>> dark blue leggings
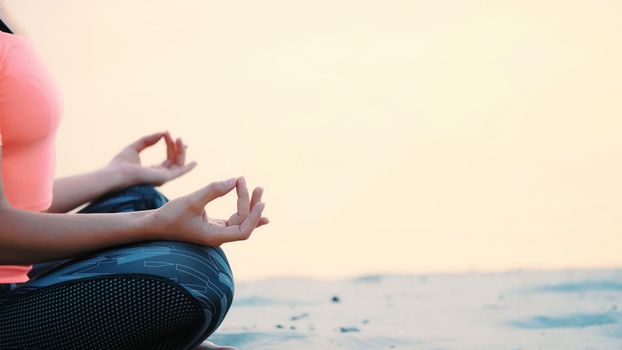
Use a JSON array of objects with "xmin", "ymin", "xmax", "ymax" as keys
[{"xmin": 0, "ymin": 185, "xmax": 234, "ymax": 350}]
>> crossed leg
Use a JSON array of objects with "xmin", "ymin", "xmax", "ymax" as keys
[{"xmin": 0, "ymin": 184, "xmax": 237, "ymax": 350}]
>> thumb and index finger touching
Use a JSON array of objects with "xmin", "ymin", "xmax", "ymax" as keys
[
  {"xmin": 192, "ymin": 177, "xmax": 265, "ymax": 211},
  {"xmin": 192, "ymin": 177, "xmax": 238, "ymax": 205},
  {"xmin": 131, "ymin": 131, "xmax": 182, "ymax": 162},
  {"xmin": 190, "ymin": 177, "xmax": 267, "ymax": 239},
  {"xmin": 130, "ymin": 131, "xmax": 166, "ymax": 153},
  {"xmin": 132, "ymin": 133, "xmax": 264, "ymax": 211},
  {"xmin": 130, "ymin": 131, "xmax": 197, "ymax": 177},
  {"xmin": 132, "ymin": 131, "xmax": 268, "ymax": 236}
]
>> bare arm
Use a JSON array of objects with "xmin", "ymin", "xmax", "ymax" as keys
[
  {"xmin": 0, "ymin": 145, "xmax": 269, "ymax": 266},
  {"xmin": 45, "ymin": 131, "xmax": 196, "ymax": 214},
  {"xmin": 0, "ymin": 204, "xmax": 155, "ymax": 265},
  {"xmin": 0, "ymin": 146, "xmax": 156, "ymax": 264},
  {"xmin": 44, "ymin": 165, "xmax": 131, "ymax": 214}
]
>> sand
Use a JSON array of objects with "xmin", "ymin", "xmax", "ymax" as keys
[{"xmin": 209, "ymin": 269, "xmax": 622, "ymax": 349}]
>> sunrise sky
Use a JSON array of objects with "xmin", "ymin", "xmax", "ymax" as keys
[{"xmin": 7, "ymin": 0, "xmax": 622, "ymax": 281}]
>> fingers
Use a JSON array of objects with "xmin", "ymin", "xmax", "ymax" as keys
[
  {"xmin": 250, "ymin": 186, "xmax": 263, "ymax": 210},
  {"xmin": 208, "ymin": 217, "xmax": 227, "ymax": 225},
  {"xmin": 170, "ymin": 162, "xmax": 198, "ymax": 179},
  {"xmin": 187, "ymin": 177, "xmax": 268, "ymax": 244},
  {"xmin": 227, "ymin": 181, "xmax": 262, "ymax": 226},
  {"xmin": 132, "ymin": 131, "xmax": 165, "ymax": 152},
  {"xmin": 163, "ymin": 132, "xmax": 193, "ymax": 169},
  {"xmin": 220, "ymin": 202, "xmax": 265, "ymax": 241},
  {"xmin": 236, "ymin": 177, "xmax": 250, "ymax": 218},
  {"xmin": 177, "ymin": 137, "xmax": 186, "ymax": 166},
  {"xmin": 207, "ymin": 213, "xmax": 269, "ymax": 245},
  {"xmin": 257, "ymin": 217, "xmax": 270, "ymax": 227},
  {"xmin": 162, "ymin": 131, "xmax": 177, "ymax": 167},
  {"xmin": 191, "ymin": 177, "xmax": 237, "ymax": 206},
  {"xmin": 239, "ymin": 201, "xmax": 266, "ymax": 238}
]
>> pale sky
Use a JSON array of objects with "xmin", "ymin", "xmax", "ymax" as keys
[{"xmin": 7, "ymin": 0, "xmax": 622, "ymax": 281}]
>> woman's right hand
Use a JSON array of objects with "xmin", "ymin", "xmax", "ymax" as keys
[{"xmin": 144, "ymin": 176, "xmax": 269, "ymax": 246}]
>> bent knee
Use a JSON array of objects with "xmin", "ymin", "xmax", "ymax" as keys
[
  {"xmin": 162, "ymin": 241, "xmax": 235, "ymax": 303},
  {"xmin": 21, "ymin": 240, "xmax": 235, "ymax": 342},
  {"xmin": 115, "ymin": 240, "xmax": 234, "ymax": 312},
  {"xmin": 140, "ymin": 241, "xmax": 235, "ymax": 337}
]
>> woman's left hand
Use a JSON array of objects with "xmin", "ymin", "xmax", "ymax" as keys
[{"xmin": 107, "ymin": 130, "xmax": 198, "ymax": 187}]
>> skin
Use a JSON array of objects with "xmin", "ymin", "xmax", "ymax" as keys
[{"xmin": 0, "ymin": 3, "xmax": 266, "ymax": 349}]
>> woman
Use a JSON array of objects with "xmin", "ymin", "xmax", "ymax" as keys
[{"xmin": 0, "ymin": 3, "xmax": 268, "ymax": 350}]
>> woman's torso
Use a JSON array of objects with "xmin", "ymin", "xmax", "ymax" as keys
[{"xmin": 0, "ymin": 29, "xmax": 63, "ymax": 283}]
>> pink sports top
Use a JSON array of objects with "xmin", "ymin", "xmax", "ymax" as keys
[{"xmin": 0, "ymin": 31, "xmax": 63, "ymax": 283}]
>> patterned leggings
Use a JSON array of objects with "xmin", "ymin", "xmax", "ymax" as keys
[{"xmin": 0, "ymin": 184, "xmax": 234, "ymax": 350}]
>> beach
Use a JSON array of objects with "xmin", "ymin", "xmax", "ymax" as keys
[{"xmin": 211, "ymin": 269, "xmax": 622, "ymax": 349}]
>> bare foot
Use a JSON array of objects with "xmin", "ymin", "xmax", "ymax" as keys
[{"xmin": 194, "ymin": 340, "xmax": 239, "ymax": 350}]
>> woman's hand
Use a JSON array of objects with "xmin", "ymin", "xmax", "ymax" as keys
[
  {"xmin": 107, "ymin": 130, "xmax": 197, "ymax": 187},
  {"xmin": 144, "ymin": 176, "xmax": 269, "ymax": 246}
]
